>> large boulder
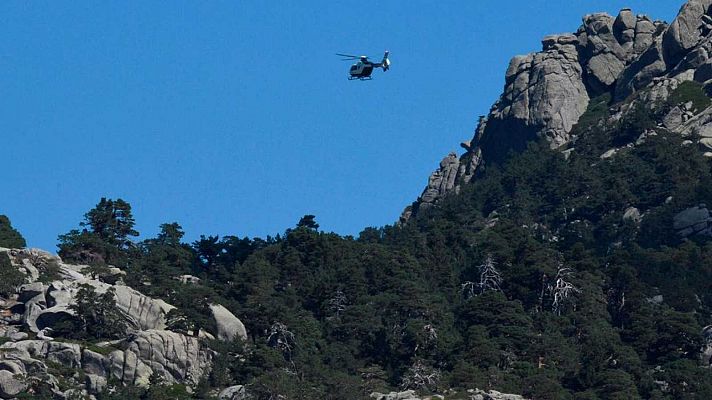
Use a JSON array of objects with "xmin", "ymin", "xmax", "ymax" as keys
[
  {"xmin": 663, "ymin": 0, "xmax": 712, "ymax": 66},
  {"xmin": 471, "ymin": 389, "xmax": 528, "ymax": 400},
  {"xmin": 370, "ymin": 390, "xmax": 419, "ymax": 400},
  {"xmin": 219, "ymin": 385, "xmax": 248, "ymax": 400},
  {"xmin": 209, "ymin": 304, "xmax": 248, "ymax": 342},
  {"xmin": 0, "ymin": 370, "xmax": 27, "ymax": 399},
  {"xmin": 20, "ymin": 278, "xmax": 175, "ymax": 333},
  {"xmin": 481, "ymin": 33, "xmax": 589, "ymax": 154},
  {"xmin": 615, "ymin": 35, "xmax": 668, "ymax": 100},
  {"xmin": 674, "ymin": 204, "xmax": 712, "ymax": 237},
  {"xmin": 121, "ymin": 329, "xmax": 213, "ymax": 386}
]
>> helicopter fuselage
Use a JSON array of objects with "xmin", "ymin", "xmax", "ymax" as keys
[{"xmin": 348, "ymin": 61, "xmax": 375, "ymax": 80}]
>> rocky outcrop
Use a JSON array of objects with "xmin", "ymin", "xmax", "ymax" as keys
[
  {"xmin": 674, "ymin": 204, "xmax": 712, "ymax": 236},
  {"xmin": 404, "ymin": 1, "xmax": 712, "ymax": 222},
  {"xmin": 481, "ymin": 33, "xmax": 588, "ymax": 156},
  {"xmin": 578, "ymin": 11, "xmax": 661, "ymax": 95},
  {"xmin": 404, "ymin": 7, "xmax": 664, "ymax": 221},
  {"xmin": 219, "ymin": 385, "xmax": 248, "ymax": 400},
  {"xmin": 0, "ymin": 370, "xmax": 27, "ymax": 399},
  {"xmin": 470, "ymin": 389, "xmax": 528, "ymax": 400},
  {"xmin": 99, "ymin": 329, "xmax": 212, "ymax": 386},
  {"xmin": 369, "ymin": 389, "xmax": 527, "ymax": 400},
  {"xmin": 616, "ymin": 0, "xmax": 712, "ymax": 98},
  {"xmin": 19, "ymin": 277, "xmax": 175, "ymax": 333},
  {"xmin": 210, "ymin": 304, "xmax": 248, "ymax": 342},
  {"xmin": 664, "ymin": 0, "xmax": 712, "ymax": 66},
  {"xmin": 0, "ymin": 248, "xmax": 248, "ymax": 396}
]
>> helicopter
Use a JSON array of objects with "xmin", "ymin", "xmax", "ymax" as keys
[{"xmin": 337, "ymin": 51, "xmax": 390, "ymax": 80}]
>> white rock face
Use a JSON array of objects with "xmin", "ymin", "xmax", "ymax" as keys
[
  {"xmin": 0, "ymin": 248, "xmax": 225, "ymax": 394},
  {"xmin": 125, "ymin": 329, "xmax": 212, "ymax": 385},
  {"xmin": 210, "ymin": 304, "xmax": 248, "ymax": 342}
]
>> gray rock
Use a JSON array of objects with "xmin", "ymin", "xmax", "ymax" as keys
[
  {"xmin": 578, "ymin": 13, "xmax": 629, "ymax": 92},
  {"xmin": 85, "ymin": 374, "xmax": 107, "ymax": 394},
  {"xmin": 614, "ymin": 9, "xmax": 636, "ymax": 46},
  {"xmin": 82, "ymin": 349, "xmax": 109, "ymax": 377},
  {"xmin": 633, "ymin": 17, "xmax": 658, "ymax": 53},
  {"xmin": 17, "ymin": 282, "xmax": 46, "ymax": 303},
  {"xmin": 600, "ymin": 148, "xmax": 619, "ymax": 159},
  {"xmin": 694, "ymin": 59, "xmax": 712, "ymax": 82},
  {"xmin": 209, "ymin": 304, "xmax": 248, "ymax": 342},
  {"xmin": 219, "ymin": 385, "xmax": 248, "ymax": 400},
  {"xmin": 615, "ymin": 35, "xmax": 667, "ymax": 100},
  {"xmin": 485, "ymin": 37, "xmax": 589, "ymax": 149},
  {"xmin": 702, "ymin": 325, "xmax": 712, "ymax": 366},
  {"xmin": 8, "ymin": 332, "xmax": 27, "ymax": 341},
  {"xmin": 470, "ymin": 389, "xmax": 528, "ymax": 400},
  {"xmin": 664, "ymin": 106, "xmax": 685, "ymax": 129},
  {"xmin": 623, "ymin": 207, "xmax": 642, "ymax": 224},
  {"xmin": 700, "ymin": 137, "xmax": 712, "ymax": 150},
  {"xmin": 107, "ymin": 348, "xmax": 153, "ymax": 387},
  {"xmin": 0, "ymin": 370, "xmax": 27, "ymax": 399},
  {"xmin": 370, "ymin": 390, "xmax": 419, "ymax": 400},
  {"xmin": 419, "ymin": 152, "xmax": 461, "ymax": 205},
  {"xmin": 23, "ymin": 278, "xmax": 174, "ymax": 333},
  {"xmin": 663, "ymin": 0, "xmax": 712, "ymax": 66},
  {"xmin": 674, "ymin": 205, "xmax": 712, "ymax": 237},
  {"xmin": 121, "ymin": 329, "xmax": 213, "ymax": 386}
]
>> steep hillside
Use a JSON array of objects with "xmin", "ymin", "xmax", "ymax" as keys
[
  {"xmin": 5, "ymin": 1, "xmax": 712, "ymax": 400},
  {"xmin": 404, "ymin": 0, "xmax": 712, "ymax": 221}
]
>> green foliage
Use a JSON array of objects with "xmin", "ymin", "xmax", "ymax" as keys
[
  {"xmin": 58, "ymin": 197, "xmax": 138, "ymax": 266},
  {"xmin": 667, "ymin": 80, "xmax": 711, "ymax": 113},
  {"xmin": 55, "ymin": 284, "xmax": 128, "ymax": 340},
  {"xmin": 297, "ymin": 214, "xmax": 319, "ymax": 230},
  {"xmin": 0, "ymin": 215, "xmax": 26, "ymax": 248},
  {"xmin": 51, "ymin": 98, "xmax": 712, "ymax": 397},
  {"xmin": 0, "ymin": 251, "xmax": 24, "ymax": 297},
  {"xmin": 572, "ymin": 93, "xmax": 612, "ymax": 134},
  {"xmin": 612, "ymin": 102, "xmax": 655, "ymax": 146}
]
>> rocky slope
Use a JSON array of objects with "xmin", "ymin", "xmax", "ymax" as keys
[
  {"xmin": 0, "ymin": 247, "xmax": 247, "ymax": 399},
  {"xmin": 404, "ymin": 0, "xmax": 712, "ymax": 221}
]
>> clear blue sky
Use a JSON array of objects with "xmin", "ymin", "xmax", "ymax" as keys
[{"xmin": 1, "ymin": 1, "xmax": 679, "ymax": 252}]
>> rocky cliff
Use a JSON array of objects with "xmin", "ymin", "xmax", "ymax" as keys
[
  {"xmin": 0, "ymin": 247, "xmax": 247, "ymax": 399},
  {"xmin": 404, "ymin": 0, "xmax": 712, "ymax": 221}
]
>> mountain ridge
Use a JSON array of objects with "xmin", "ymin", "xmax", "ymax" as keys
[
  {"xmin": 6, "ymin": 1, "xmax": 712, "ymax": 399},
  {"xmin": 404, "ymin": 0, "xmax": 712, "ymax": 222}
]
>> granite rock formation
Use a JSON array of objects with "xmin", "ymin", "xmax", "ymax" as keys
[{"xmin": 405, "ymin": 1, "xmax": 712, "ymax": 221}]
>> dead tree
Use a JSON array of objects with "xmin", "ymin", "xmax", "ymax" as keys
[
  {"xmin": 267, "ymin": 322, "xmax": 296, "ymax": 358},
  {"xmin": 478, "ymin": 255, "xmax": 502, "ymax": 293},
  {"xmin": 462, "ymin": 255, "xmax": 503, "ymax": 299},
  {"xmin": 415, "ymin": 324, "xmax": 439, "ymax": 355},
  {"xmin": 551, "ymin": 267, "xmax": 580, "ymax": 316},
  {"xmin": 327, "ymin": 289, "xmax": 348, "ymax": 320},
  {"xmin": 400, "ymin": 359, "xmax": 441, "ymax": 392}
]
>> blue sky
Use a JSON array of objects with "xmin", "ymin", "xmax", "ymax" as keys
[{"xmin": 1, "ymin": 1, "xmax": 679, "ymax": 252}]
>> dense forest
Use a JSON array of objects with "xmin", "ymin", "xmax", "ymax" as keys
[{"xmin": 5, "ymin": 82, "xmax": 712, "ymax": 400}]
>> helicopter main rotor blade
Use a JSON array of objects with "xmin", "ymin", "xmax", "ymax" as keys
[{"xmin": 336, "ymin": 53, "xmax": 359, "ymax": 58}]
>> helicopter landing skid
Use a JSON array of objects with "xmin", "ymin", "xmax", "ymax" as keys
[{"xmin": 348, "ymin": 76, "xmax": 372, "ymax": 81}]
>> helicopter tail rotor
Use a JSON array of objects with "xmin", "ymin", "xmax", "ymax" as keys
[{"xmin": 380, "ymin": 51, "xmax": 390, "ymax": 71}]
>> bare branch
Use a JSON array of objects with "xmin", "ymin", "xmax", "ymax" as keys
[{"xmin": 550, "ymin": 266, "xmax": 581, "ymax": 316}]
